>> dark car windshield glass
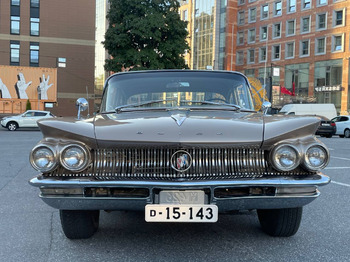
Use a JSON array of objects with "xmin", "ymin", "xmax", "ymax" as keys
[{"xmin": 100, "ymin": 71, "xmax": 255, "ymax": 112}]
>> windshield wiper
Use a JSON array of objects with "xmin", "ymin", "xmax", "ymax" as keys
[
  {"xmin": 115, "ymin": 99, "xmax": 177, "ymax": 113},
  {"xmin": 179, "ymin": 100, "xmax": 241, "ymax": 110}
]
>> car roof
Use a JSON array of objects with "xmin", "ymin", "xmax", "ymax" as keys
[{"xmin": 26, "ymin": 110, "xmax": 51, "ymax": 113}]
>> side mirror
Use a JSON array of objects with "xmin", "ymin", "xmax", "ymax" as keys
[
  {"xmin": 76, "ymin": 98, "xmax": 88, "ymax": 120},
  {"xmin": 261, "ymin": 101, "xmax": 272, "ymax": 115}
]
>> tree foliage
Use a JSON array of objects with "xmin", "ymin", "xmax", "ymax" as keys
[
  {"xmin": 103, "ymin": 0, "xmax": 189, "ymax": 72},
  {"xmin": 26, "ymin": 99, "xmax": 32, "ymax": 110}
]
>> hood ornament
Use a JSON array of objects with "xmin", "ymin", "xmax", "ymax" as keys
[{"xmin": 171, "ymin": 113, "xmax": 187, "ymax": 126}]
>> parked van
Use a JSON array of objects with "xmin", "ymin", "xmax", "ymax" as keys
[{"xmin": 279, "ymin": 104, "xmax": 337, "ymax": 120}]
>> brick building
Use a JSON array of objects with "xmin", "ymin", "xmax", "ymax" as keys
[
  {"xmin": 225, "ymin": 0, "xmax": 350, "ymax": 114},
  {"xmin": 0, "ymin": 0, "xmax": 95, "ymax": 116}
]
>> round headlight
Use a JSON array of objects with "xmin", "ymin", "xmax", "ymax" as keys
[
  {"xmin": 303, "ymin": 145, "xmax": 329, "ymax": 171},
  {"xmin": 30, "ymin": 146, "xmax": 57, "ymax": 172},
  {"xmin": 271, "ymin": 145, "xmax": 300, "ymax": 172},
  {"xmin": 60, "ymin": 145, "xmax": 90, "ymax": 172}
]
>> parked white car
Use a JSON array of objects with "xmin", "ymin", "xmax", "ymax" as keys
[
  {"xmin": 0, "ymin": 110, "xmax": 54, "ymax": 131},
  {"xmin": 332, "ymin": 115, "xmax": 350, "ymax": 138}
]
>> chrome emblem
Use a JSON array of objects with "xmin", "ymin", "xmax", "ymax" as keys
[{"xmin": 171, "ymin": 150, "xmax": 192, "ymax": 172}]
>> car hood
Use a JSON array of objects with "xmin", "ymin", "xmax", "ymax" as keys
[{"xmin": 37, "ymin": 110, "xmax": 320, "ymax": 149}]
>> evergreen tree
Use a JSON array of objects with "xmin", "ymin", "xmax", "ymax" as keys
[{"xmin": 103, "ymin": 0, "xmax": 189, "ymax": 72}]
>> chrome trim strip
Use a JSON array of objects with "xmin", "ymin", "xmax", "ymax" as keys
[{"xmin": 30, "ymin": 173, "xmax": 330, "ymax": 188}]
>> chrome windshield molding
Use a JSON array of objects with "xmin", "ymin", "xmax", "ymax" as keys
[{"xmin": 29, "ymin": 173, "xmax": 330, "ymax": 188}]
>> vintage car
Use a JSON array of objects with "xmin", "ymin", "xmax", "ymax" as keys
[{"xmin": 29, "ymin": 70, "xmax": 330, "ymax": 239}]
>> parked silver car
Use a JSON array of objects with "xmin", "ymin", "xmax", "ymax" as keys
[
  {"xmin": 332, "ymin": 115, "xmax": 350, "ymax": 138},
  {"xmin": 29, "ymin": 70, "xmax": 330, "ymax": 239},
  {"xmin": 1, "ymin": 110, "xmax": 54, "ymax": 131}
]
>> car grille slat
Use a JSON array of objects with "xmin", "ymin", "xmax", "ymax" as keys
[{"xmin": 46, "ymin": 147, "xmax": 312, "ymax": 180}]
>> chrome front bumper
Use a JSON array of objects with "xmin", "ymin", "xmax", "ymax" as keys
[{"xmin": 29, "ymin": 173, "xmax": 330, "ymax": 211}]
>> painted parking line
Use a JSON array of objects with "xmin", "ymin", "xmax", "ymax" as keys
[
  {"xmin": 332, "ymin": 181, "xmax": 350, "ymax": 188},
  {"xmin": 325, "ymin": 167, "xmax": 350, "ymax": 170},
  {"xmin": 331, "ymin": 156, "xmax": 350, "ymax": 161}
]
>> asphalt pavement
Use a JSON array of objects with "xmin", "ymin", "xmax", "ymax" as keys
[{"xmin": 0, "ymin": 128, "xmax": 349, "ymax": 262}]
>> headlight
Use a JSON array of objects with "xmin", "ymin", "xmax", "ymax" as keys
[
  {"xmin": 303, "ymin": 145, "xmax": 329, "ymax": 171},
  {"xmin": 30, "ymin": 146, "xmax": 57, "ymax": 172},
  {"xmin": 60, "ymin": 145, "xmax": 90, "ymax": 172},
  {"xmin": 271, "ymin": 144, "xmax": 300, "ymax": 172}
]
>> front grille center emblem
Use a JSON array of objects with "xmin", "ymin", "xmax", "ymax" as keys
[{"xmin": 171, "ymin": 150, "xmax": 192, "ymax": 172}]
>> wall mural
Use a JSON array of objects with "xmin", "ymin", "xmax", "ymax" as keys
[{"xmin": 0, "ymin": 66, "xmax": 57, "ymax": 101}]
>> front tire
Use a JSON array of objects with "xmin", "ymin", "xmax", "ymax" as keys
[
  {"xmin": 60, "ymin": 210, "xmax": 100, "ymax": 239},
  {"xmin": 7, "ymin": 121, "xmax": 18, "ymax": 131},
  {"xmin": 257, "ymin": 207, "xmax": 302, "ymax": 237},
  {"xmin": 345, "ymin": 129, "xmax": 350, "ymax": 138}
]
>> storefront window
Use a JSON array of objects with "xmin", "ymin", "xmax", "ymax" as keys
[
  {"xmin": 285, "ymin": 63, "xmax": 309, "ymax": 100},
  {"xmin": 314, "ymin": 60, "xmax": 342, "ymax": 113}
]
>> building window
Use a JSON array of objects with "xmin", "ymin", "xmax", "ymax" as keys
[
  {"xmin": 249, "ymin": 8, "xmax": 256, "ymax": 23},
  {"xmin": 10, "ymin": 41, "xmax": 20, "ymax": 65},
  {"xmin": 261, "ymin": 4, "xmax": 269, "ymax": 20},
  {"xmin": 245, "ymin": 69, "xmax": 255, "ymax": 77},
  {"xmin": 182, "ymin": 10, "xmax": 188, "ymax": 21},
  {"xmin": 30, "ymin": 18, "xmax": 40, "ymax": 36},
  {"xmin": 285, "ymin": 42, "xmax": 295, "ymax": 59},
  {"xmin": 301, "ymin": 0, "xmax": 311, "ymax": 10},
  {"xmin": 315, "ymin": 37, "xmax": 326, "ymax": 55},
  {"xmin": 273, "ymin": 23, "xmax": 281, "ymax": 38},
  {"xmin": 30, "ymin": 0, "xmax": 39, "ymax": 7},
  {"xmin": 11, "ymin": 0, "xmax": 20, "ymax": 6},
  {"xmin": 237, "ymin": 31, "xmax": 244, "ymax": 45},
  {"xmin": 301, "ymin": 16, "xmax": 310, "ymax": 34},
  {"xmin": 238, "ymin": 0, "xmax": 245, "ymax": 5},
  {"xmin": 286, "ymin": 20, "xmax": 296, "ymax": 36},
  {"xmin": 260, "ymin": 26, "xmax": 268, "ymax": 41},
  {"xmin": 274, "ymin": 1, "xmax": 282, "ymax": 16},
  {"xmin": 317, "ymin": 0, "xmax": 327, "ymax": 6},
  {"xmin": 287, "ymin": 0, "xmax": 296, "ymax": 13},
  {"xmin": 272, "ymin": 45, "xmax": 281, "ymax": 60},
  {"xmin": 236, "ymin": 51, "xmax": 244, "ymax": 65},
  {"xmin": 58, "ymin": 58, "xmax": 67, "ymax": 68},
  {"xmin": 248, "ymin": 28, "xmax": 256, "ymax": 43},
  {"xmin": 300, "ymin": 40, "xmax": 310, "ymax": 57},
  {"xmin": 248, "ymin": 49, "xmax": 255, "ymax": 64},
  {"xmin": 11, "ymin": 16, "xmax": 20, "ymax": 34},
  {"xmin": 316, "ymin": 13, "xmax": 327, "ymax": 30},
  {"xmin": 333, "ymin": 9, "xmax": 345, "ymax": 27},
  {"xmin": 30, "ymin": 42, "xmax": 39, "ymax": 66},
  {"xmin": 238, "ymin": 11, "xmax": 245, "ymax": 25},
  {"xmin": 259, "ymin": 47, "xmax": 267, "ymax": 62},
  {"xmin": 332, "ymin": 34, "xmax": 344, "ymax": 52}
]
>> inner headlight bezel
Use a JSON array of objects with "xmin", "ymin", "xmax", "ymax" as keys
[
  {"xmin": 59, "ymin": 144, "xmax": 90, "ymax": 172},
  {"xmin": 30, "ymin": 145, "xmax": 58, "ymax": 173},
  {"xmin": 303, "ymin": 144, "xmax": 329, "ymax": 172},
  {"xmin": 270, "ymin": 144, "xmax": 301, "ymax": 172}
]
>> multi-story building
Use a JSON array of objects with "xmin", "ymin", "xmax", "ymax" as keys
[
  {"xmin": 225, "ymin": 0, "xmax": 350, "ymax": 114},
  {"xmin": 0, "ymin": 0, "xmax": 95, "ymax": 116}
]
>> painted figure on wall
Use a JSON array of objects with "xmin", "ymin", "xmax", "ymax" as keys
[
  {"xmin": 38, "ymin": 75, "xmax": 53, "ymax": 100},
  {"xmin": 0, "ymin": 78, "xmax": 12, "ymax": 98},
  {"xmin": 15, "ymin": 73, "xmax": 32, "ymax": 99}
]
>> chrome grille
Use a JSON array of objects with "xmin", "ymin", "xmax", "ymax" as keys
[
  {"xmin": 44, "ymin": 147, "xmax": 312, "ymax": 180},
  {"xmin": 92, "ymin": 147, "xmax": 267, "ymax": 179}
]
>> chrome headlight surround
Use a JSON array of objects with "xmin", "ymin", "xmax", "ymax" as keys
[
  {"xmin": 303, "ymin": 145, "xmax": 329, "ymax": 172},
  {"xmin": 270, "ymin": 144, "xmax": 301, "ymax": 172},
  {"xmin": 59, "ymin": 144, "xmax": 90, "ymax": 172},
  {"xmin": 30, "ymin": 145, "xmax": 58, "ymax": 173}
]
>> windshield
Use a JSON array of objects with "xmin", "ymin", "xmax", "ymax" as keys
[{"xmin": 100, "ymin": 71, "xmax": 255, "ymax": 113}]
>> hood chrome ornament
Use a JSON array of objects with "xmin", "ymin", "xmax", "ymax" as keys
[{"xmin": 171, "ymin": 113, "xmax": 187, "ymax": 126}]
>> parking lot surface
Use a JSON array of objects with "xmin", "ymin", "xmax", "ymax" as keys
[{"xmin": 0, "ymin": 129, "xmax": 349, "ymax": 262}]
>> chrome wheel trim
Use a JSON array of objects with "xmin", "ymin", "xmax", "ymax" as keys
[
  {"xmin": 345, "ymin": 129, "xmax": 350, "ymax": 138},
  {"xmin": 8, "ymin": 123, "xmax": 17, "ymax": 131}
]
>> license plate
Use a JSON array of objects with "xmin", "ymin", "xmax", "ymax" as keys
[
  {"xmin": 321, "ymin": 123, "xmax": 330, "ymax": 126},
  {"xmin": 145, "ymin": 204, "xmax": 218, "ymax": 222},
  {"xmin": 159, "ymin": 190, "xmax": 205, "ymax": 204}
]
